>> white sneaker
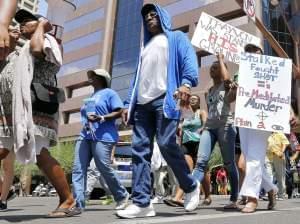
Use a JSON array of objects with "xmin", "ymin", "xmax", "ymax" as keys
[
  {"xmin": 184, "ymin": 181, "xmax": 200, "ymax": 212},
  {"xmin": 116, "ymin": 203, "xmax": 156, "ymax": 219},
  {"xmin": 115, "ymin": 193, "xmax": 130, "ymax": 210},
  {"xmin": 151, "ymin": 196, "xmax": 164, "ymax": 204}
]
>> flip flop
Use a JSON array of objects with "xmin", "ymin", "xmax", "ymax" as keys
[
  {"xmin": 46, "ymin": 207, "xmax": 82, "ymax": 218},
  {"xmin": 163, "ymin": 199, "xmax": 184, "ymax": 207},
  {"xmin": 241, "ymin": 202, "xmax": 257, "ymax": 213},
  {"xmin": 201, "ymin": 198, "xmax": 212, "ymax": 206}
]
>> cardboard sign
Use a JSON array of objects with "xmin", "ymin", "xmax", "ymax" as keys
[
  {"xmin": 243, "ymin": 0, "xmax": 256, "ymax": 22},
  {"xmin": 191, "ymin": 12, "xmax": 261, "ymax": 64},
  {"xmin": 234, "ymin": 52, "xmax": 292, "ymax": 133}
]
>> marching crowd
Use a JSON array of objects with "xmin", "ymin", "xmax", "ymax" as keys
[{"xmin": 0, "ymin": 0, "xmax": 300, "ymax": 219}]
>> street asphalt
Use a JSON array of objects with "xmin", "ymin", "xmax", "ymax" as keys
[{"xmin": 1, "ymin": 195, "xmax": 300, "ymax": 224}]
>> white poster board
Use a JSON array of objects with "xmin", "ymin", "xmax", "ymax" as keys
[
  {"xmin": 234, "ymin": 52, "xmax": 292, "ymax": 133},
  {"xmin": 191, "ymin": 12, "xmax": 261, "ymax": 64},
  {"xmin": 243, "ymin": 0, "xmax": 256, "ymax": 22}
]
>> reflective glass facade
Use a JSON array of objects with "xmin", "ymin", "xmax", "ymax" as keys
[
  {"xmin": 111, "ymin": 0, "xmax": 144, "ymax": 100},
  {"xmin": 262, "ymin": 0, "xmax": 294, "ymax": 58}
]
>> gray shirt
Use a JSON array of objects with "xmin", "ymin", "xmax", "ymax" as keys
[{"xmin": 205, "ymin": 83, "xmax": 233, "ymax": 129}]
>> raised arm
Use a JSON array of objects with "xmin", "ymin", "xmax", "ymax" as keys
[
  {"xmin": 30, "ymin": 18, "xmax": 52, "ymax": 58},
  {"xmin": 216, "ymin": 53, "xmax": 230, "ymax": 81},
  {"xmin": 0, "ymin": 0, "xmax": 17, "ymax": 60}
]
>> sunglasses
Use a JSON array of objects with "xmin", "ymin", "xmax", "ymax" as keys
[{"xmin": 144, "ymin": 11, "xmax": 158, "ymax": 19}]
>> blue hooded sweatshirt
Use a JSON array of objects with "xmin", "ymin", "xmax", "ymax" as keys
[{"xmin": 124, "ymin": 4, "xmax": 199, "ymax": 124}]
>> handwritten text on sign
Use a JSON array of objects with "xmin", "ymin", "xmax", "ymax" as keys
[
  {"xmin": 234, "ymin": 53, "xmax": 292, "ymax": 133},
  {"xmin": 191, "ymin": 12, "xmax": 261, "ymax": 64}
]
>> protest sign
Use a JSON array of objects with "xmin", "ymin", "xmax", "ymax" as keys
[
  {"xmin": 191, "ymin": 12, "xmax": 261, "ymax": 64},
  {"xmin": 234, "ymin": 52, "xmax": 292, "ymax": 133},
  {"xmin": 243, "ymin": 0, "xmax": 256, "ymax": 22}
]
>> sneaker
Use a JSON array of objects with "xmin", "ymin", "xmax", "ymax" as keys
[
  {"xmin": 184, "ymin": 181, "xmax": 200, "ymax": 212},
  {"xmin": 7, "ymin": 189, "xmax": 17, "ymax": 201},
  {"xmin": 0, "ymin": 201, "xmax": 7, "ymax": 212},
  {"xmin": 151, "ymin": 196, "xmax": 164, "ymax": 204},
  {"xmin": 116, "ymin": 203, "xmax": 156, "ymax": 219},
  {"xmin": 115, "ymin": 193, "xmax": 130, "ymax": 210}
]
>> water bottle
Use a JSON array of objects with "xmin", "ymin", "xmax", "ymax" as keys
[{"xmin": 84, "ymin": 98, "xmax": 96, "ymax": 116}]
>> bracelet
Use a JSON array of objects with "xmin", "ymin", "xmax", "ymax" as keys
[{"xmin": 99, "ymin": 115, "xmax": 105, "ymax": 123}]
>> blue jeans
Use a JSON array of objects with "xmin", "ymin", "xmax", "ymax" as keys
[
  {"xmin": 193, "ymin": 124, "xmax": 239, "ymax": 202},
  {"xmin": 72, "ymin": 140, "xmax": 127, "ymax": 208},
  {"xmin": 132, "ymin": 96, "xmax": 197, "ymax": 207}
]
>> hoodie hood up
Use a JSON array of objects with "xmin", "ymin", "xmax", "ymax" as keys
[{"xmin": 141, "ymin": 4, "xmax": 172, "ymax": 45}]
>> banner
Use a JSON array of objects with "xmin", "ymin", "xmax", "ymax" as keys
[
  {"xmin": 243, "ymin": 0, "xmax": 256, "ymax": 22},
  {"xmin": 234, "ymin": 52, "xmax": 292, "ymax": 133},
  {"xmin": 191, "ymin": 12, "xmax": 261, "ymax": 64}
]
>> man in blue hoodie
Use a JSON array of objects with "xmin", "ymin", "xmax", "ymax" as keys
[{"xmin": 117, "ymin": 4, "xmax": 200, "ymax": 218}]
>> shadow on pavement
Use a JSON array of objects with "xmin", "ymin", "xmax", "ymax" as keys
[
  {"xmin": 156, "ymin": 211, "xmax": 197, "ymax": 217},
  {"xmin": 0, "ymin": 215, "xmax": 45, "ymax": 222}
]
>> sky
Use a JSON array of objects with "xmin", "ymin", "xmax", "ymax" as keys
[{"xmin": 38, "ymin": 0, "xmax": 48, "ymax": 16}]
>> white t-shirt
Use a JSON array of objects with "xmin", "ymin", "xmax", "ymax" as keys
[{"xmin": 137, "ymin": 33, "xmax": 168, "ymax": 104}]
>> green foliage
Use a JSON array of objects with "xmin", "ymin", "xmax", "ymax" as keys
[
  {"xmin": 13, "ymin": 141, "xmax": 76, "ymax": 178},
  {"xmin": 13, "ymin": 162, "xmax": 40, "ymax": 178},
  {"xmin": 50, "ymin": 142, "xmax": 75, "ymax": 174}
]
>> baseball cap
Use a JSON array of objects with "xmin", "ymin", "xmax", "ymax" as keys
[
  {"xmin": 141, "ymin": 4, "xmax": 156, "ymax": 16},
  {"xmin": 87, "ymin": 69, "xmax": 111, "ymax": 87},
  {"xmin": 15, "ymin": 9, "xmax": 44, "ymax": 23},
  {"xmin": 244, "ymin": 43, "xmax": 264, "ymax": 54}
]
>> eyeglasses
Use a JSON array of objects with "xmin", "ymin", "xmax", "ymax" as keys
[{"xmin": 144, "ymin": 11, "xmax": 158, "ymax": 20}]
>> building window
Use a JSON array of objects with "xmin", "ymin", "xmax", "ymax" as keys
[
  {"xmin": 64, "ymin": 30, "xmax": 103, "ymax": 54},
  {"xmin": 197, "ymin": 51, "xmax": 213, "ymax": 67},
  {"xmin": 71, "ymin": 86, "xmax": 93, "ymax": 98},
  {"xmin": 64, "ymin": 7, "xmax": 104, "ymax": 33},
  {"xmin": 57, "ymin": 54, "xmax": 100, "ymax": 77},
  {"xmin": 68, "ymin": 111, "xmax": 81, "ymax": 124},
  {"xmin": 173, "ymin": 25, "xmax": 189, "ymax": 33}
]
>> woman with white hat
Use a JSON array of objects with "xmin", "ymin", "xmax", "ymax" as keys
[{"xmin": 72, "ymin": 69, "xmax": 129, "ymax": 211}]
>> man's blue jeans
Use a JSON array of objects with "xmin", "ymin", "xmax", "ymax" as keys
[
  {"xmin": 72, "ymin": 140, "xmax": 127, "ymax": 208},
  {"xmin": 131, "ymin": 96, "xmax": 197, "ymax": 207},
  {"xmin": 193, "ymin": 124, "xmax": 239, "ymax": 202}
]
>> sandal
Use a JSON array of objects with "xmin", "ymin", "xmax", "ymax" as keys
[
  {"xmin": 46, "ymin": 207, "xmax": 82, "ymax": 218},
  {"xmin": 223, "ymin": 201, "xmax": 238, "ymax": 210},
  {"xmin": 267, "ymin": 190, "xmax": 277, "ymax": 210},
  {"xmin": 241, "ymin": 201, "xmax": 257, "ymax": 213},
  {"xmin": 201, "ymin": 197, "xmax": 212, "ymax": 206},
  {"xmin": 238, "ymin": 197, "xmax": 247, "ymax": 206},
  {"xmin": 163, "ymin": 198, "xmax": 184, "ymax": 207}
]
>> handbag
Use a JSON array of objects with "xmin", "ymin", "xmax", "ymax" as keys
[{"xmin": 31, "ymin": 78, "xmax": 66, "ymax": 114}]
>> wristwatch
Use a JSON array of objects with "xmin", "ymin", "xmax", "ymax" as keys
[{"xmin": 183, "ymin": 83, "xmax": 191, "ymax": 89}]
